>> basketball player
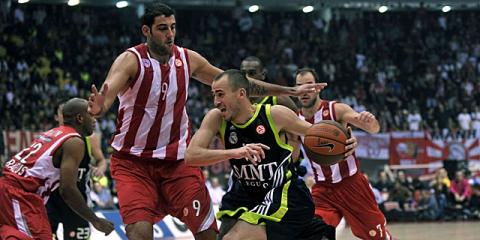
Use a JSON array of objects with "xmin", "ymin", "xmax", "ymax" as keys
[
  {"xmin": 0, "ymin": 98, "xmax": 114, "ymax": 239},
  {"xmin": 185, "ymin": 70, "xmax": 357, "ymax": 240},
  {"xmin": 295, "ymin": 68, "xmax": 393, "ymax": 240},
  {"xmin": 46, "ymin": 102, "xmax": 108, "ymax": 240},
  {"xmin": 87, "ymin": 3, "xmax": 325, "ymax": 240}
]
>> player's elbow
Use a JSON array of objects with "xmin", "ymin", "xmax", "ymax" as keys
[
  {"xmin": 59, "ymin": 185, "xmax": 75, "ymax": 201},
  {"xmin": 185, "ymin": 148, "xmax": 200, "ymax": 166},
  {"xmin": 369, "ymin": 123, "xmax": 381, "ymax": 134}
]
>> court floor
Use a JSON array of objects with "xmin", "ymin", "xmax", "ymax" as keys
[{"xmin": 337, "ymin": 221, "xmax": 480, "ymax": 240}]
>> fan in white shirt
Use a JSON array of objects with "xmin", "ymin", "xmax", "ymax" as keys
[{"xmin": 457, "ymin": 108, "xmax": 472, "ymax": 131}]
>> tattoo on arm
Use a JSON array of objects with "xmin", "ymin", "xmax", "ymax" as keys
[{"xmin": 249, "ymin": 81, "xmax": 268, "ymax": 96}]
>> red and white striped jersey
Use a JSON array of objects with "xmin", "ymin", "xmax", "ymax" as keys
[
  {"xmin": 111, "ymin": 43, "xmax": 191, "ymax": 161},
  {"xmin": 299, "ymin": 100, "xmax": 359, "ymax": 184},
  {"xmin": 2, "ymin": 126, "xmax": 80, "ymax": 203}
]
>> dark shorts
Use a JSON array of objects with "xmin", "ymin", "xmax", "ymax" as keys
[
  {"xmin": 218, "ymin": 178, "xmax": 314, "ymax": 240},
  {"xmin": 110, "ymin": 156, "xmax": 218, "ymax": 233},
  {"xmin": 46, "ymin": 189, "xmax": 90, "ymax": 240}
]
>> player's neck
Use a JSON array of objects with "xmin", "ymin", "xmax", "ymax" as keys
[
  {"xmin": 301, "ymin": 98, "xmax": 322, "ymax": 118},
  {"xmin": 149, "ymin": 50, "xmax": 169, "ymax": 64},
  {"xmin": 232, "ymin": 104, "xmax": 256, "ymax": 125}
]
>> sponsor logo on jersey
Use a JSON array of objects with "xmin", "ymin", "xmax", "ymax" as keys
[{"xmin": 256, "ymin": 125, "xmax": 266, "ymax": 135}]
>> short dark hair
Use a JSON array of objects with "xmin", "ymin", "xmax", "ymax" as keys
[
  {"xmin": 214, "ymin": 69, "xmax": 250, "ymax": 96},
  {"xmin": 295, "ymin": 68, "xmax": 319, "ymax": 82},
  {"xmin": 142, "ymin": 2, "xmax": 175, "ymax": 27},
  {"xmin": 242, "ymin": 56, "xmax": 264, "ymax": 68}
]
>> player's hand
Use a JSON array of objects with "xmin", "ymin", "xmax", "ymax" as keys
[
  {"xmin": 89, "ymin": 163, "xmax": 107, "ymax": 178},
  {"xmin": 344, "ymin": 127, "xmax": 357, "ymax": 158},
  {"xmin": 88, "ymin": 83, "xmax": 108, "ymax": 118},
  {"xmin": 92, "ymin": 218, "xmax": 114, "ymax": 236},
  {"xmin": 291, "ymin": 83, "xmax": 327, "ymax": 96},
  {"xmin": 356, "ymin": 111, "xmax": 376, "ymax": 123},
  {"xmin": 231, "ymin": 143, "xmax": 270, "ymax": 166}
]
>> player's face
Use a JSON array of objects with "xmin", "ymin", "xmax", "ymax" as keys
[
  {"xmin": 212, "ymin": 77, "xmax": 241, "ymax": 121},
  {"xmin": 240, "ymin": 61, "xmax": 265, "ymax": 80},
  {"xmin": 295, "ymin": 72, "xmax": 318, "ymax": 108},
  {"xmin": 81, "ymin": 111, "xmax": 96, "ymax": 136},
  {"xmin": 144, "ymin": 15, "xmax": 176, "ymax": 56}
]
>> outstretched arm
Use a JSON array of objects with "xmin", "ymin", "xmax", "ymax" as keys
[
  {"xmin": 335, "ymin": 103, "xmax": 380, "ymax": 134},
  {"xmin": 88, "ymin": 51, "xmax": 137, "ymax": 118},
  {"xmin": 188, "ymin": 49, "xmax": 327, "ymax": 97},
  {"xmin": 185, "ymin": 109, "xmax": 269, "ymax": 166}
]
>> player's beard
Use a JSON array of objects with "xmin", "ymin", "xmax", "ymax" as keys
[
  {"xmin": 149, "ymin": 39, "xmax": 171, "ymax": 57},
  {"xmin": 301, "ymin": 96, "xmax": 318, "ymax": 109}
]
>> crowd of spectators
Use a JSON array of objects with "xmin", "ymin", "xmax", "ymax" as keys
[
  {"xmin": 369, "ymin": 166, "xmax": 480, "ymax": 222},
  {"xmin": 1, "ymin": 1, "xmax": 480, "ymax": 222}
]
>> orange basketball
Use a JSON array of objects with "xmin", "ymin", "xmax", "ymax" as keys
[{"xmin": 304, "ymin": 120, "xmax": 350, "ymax": 166}]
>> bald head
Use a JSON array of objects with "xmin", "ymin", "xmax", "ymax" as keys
[
  {"xmin": 62, "ymin": 98, "xmax": 88, "ymax": 122},
  {"xmin": 61, "ymin": 98, "xmax": 96, "ymax": 136}
]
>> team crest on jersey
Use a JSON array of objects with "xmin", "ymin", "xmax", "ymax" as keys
[
  {"xmin": 142, "ymin": 59, "xmax": 151, "ymax": 68},
  {"xmin": 322, "ymin": 110, "xmax": 329, "ymax": 117},
  {"xmin": 175, "ymin": 58, "xmax": 183, "ymax": 67},
  {"xmin": 369, "ymin": 230, "xmax": 377, "ymax": 237},
  {"xmin": 256, "ymin": 125, "xmax": 266, "ymax": 135},
  {"xmin": 229, "ymin": 132, "xmax": 238, "ymax": 144}
]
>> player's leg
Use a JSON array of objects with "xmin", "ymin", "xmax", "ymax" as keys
[
  {"xmin": 217, "ymin": 217, "xmax": 237, "ymax": 240},
  {"xmin": 159, "ymin": 160, "xmax": 217, "ymax": 240},
  {"xmin": 311, "ymin": 184, "xmax": 343, "ymax": 228},
  {"xmin": 110, "ymin": 156, "xmax": 163, "ymax": 240},
  {"xmin": 223, "ymin": 220, "xmax": 266, "ymax": 240},
  {"xmin": 337, "ymin": 173, "xmax": 393, "ymax": 240}
]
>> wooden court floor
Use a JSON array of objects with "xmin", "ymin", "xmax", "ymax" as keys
[{"xmin": 337, "ymin": 221, "xmax": 480, "ymax": 240}]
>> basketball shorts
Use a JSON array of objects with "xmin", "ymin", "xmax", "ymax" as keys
[
  {"xmin": 110, "ymin": 156, "xmax": 218, "ymax": 234},
  {"xmin": 217, "ymin": 178, "xmax": 314, "ymax": 240},
  {"xmin": 46, "ymin": 189, "xmax": 90, "ymax": 240},
  {"xmin": 312, "ymin": 173, "xmax": 393, "ymax": 240},
  {"xmin": 0, "ymin": 180, "xmax": 51, "ymax": 240}
]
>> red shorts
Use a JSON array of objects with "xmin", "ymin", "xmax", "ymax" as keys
[
  {"xmin": 110, "ymin": 156, "xmax": 218, "ymax": 234},
  {"xmin": 0, "ymin": 181, "xmax": 51, "ymax": 240},
  {"xmin": 312, "ymin": 173, "xmax": 393, "ymax": 240}
]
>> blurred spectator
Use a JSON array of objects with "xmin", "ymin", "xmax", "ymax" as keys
[
  {"xmin": 90, "ymin": 182, "xmax": 115, "ymax": 210},
  {"xmin": 416, "ymin": 188, "xmax": 439, "ymax": 221},
  {"xmin": 449, "ymin": 170, "xmax": 472, "ymax": 208},
  {"xmin": 457, "ymin": 108, "xmax": 472, "ymax": 131},
  {"xmin": 207, "ymin": 177, "xmax": 225, "ymax": 205},
  {"xmin": 389, "ymin": 180, "xmax": 413, "ymax": 210},
  {"xmin": 407, "ymin": 109, "xmax": 422, "ymax": 131},
  {"xmin": 469, "ymin": 185, "xmax": 480, "ymax": 219}
]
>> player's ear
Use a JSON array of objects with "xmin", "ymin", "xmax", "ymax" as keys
[
  {"xmin": 141, "ymin": 25, "xmax": 151, "ymax": 37},
  {"xmin": 239, "ymin": 88, "xmax": 247, "ymax": 98}
]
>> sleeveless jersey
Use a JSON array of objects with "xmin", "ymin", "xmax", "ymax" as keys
[
  {"xmin": 299, "ymin": 100, "xmax": 359, "ymax": 184},
  {"xmin": 2, "ymin": 126, "xmax": 81, "ymax": 203},
  {"xmin": 111, "ymin": 43, "xmax": 191, "ymax": 161},
  {"xmin": 220, "ymin": 104, "xmax": 295, "ymax": 202}
]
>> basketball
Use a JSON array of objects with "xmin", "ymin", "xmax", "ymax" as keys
[{"xmin": 304, "ymin": 120, "xmax": 350, "ymax": 166}]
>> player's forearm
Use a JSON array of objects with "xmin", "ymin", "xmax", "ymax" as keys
[
  {"xmin": 248, "ymin": 77, "xmax": 295, "ymax": 97},
  {"xmin": 364, "ymin": 120, "xmax": 381, "ymax": 134},
  {"xmin": 60, "ymin": 185, "xmax": 102, "ymax": 224},
  {"xmin": 185, "ymin": 148, "xmax": 234, "ymax": 166}
]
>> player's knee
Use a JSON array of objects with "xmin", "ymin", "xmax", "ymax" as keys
[{"xmin": 125, "ymin": 222, "xmax": 153, "ymax": 240}]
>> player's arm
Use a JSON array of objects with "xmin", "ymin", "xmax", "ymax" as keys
[
  {"xmin": 270, "ymin": 105, "xmax": 312, "ymax": 136},
  {"xmin": 59, "ymin": 137, "xmax": 114, "ymax": 235},
  {"xmin": 89, "ymin": 133, "xmax": 107, "ymax": 177},
  {"xmin": 89, "ymin": 51, "xmax": 138, "ymax": 117},
  {"xmin": 188, "ymin": 49, "xmax": 327, "ymax": 97},
  {"xmin": 185, "ymin": 109, "xmax": 269, "ymax": 166},
  {"xmin": 335, "ymin": 103, "xmax": 380, "ymax": 134}
]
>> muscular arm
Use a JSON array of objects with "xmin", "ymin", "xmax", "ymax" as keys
[
  {"xmin": 188, "ymin": 50, "xmax": 319, "ymax": 97},
  {"xmin": 59, "ymin": 137, "xmax": 102, "ymax": 225},
  {"xmin": 270, "ymin": 105, "xmax": 312, "ymax": 136},
  {"xmin": 335, "ymin": 103, "xmax": 380, "ymax": 134},
  {"xmin": 94, "ymin": 51, "xmax": 138, "ymax": 117},
  {"xmin": 185, "ymin": 109, "xmax": 235, "ymax": 166}
]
